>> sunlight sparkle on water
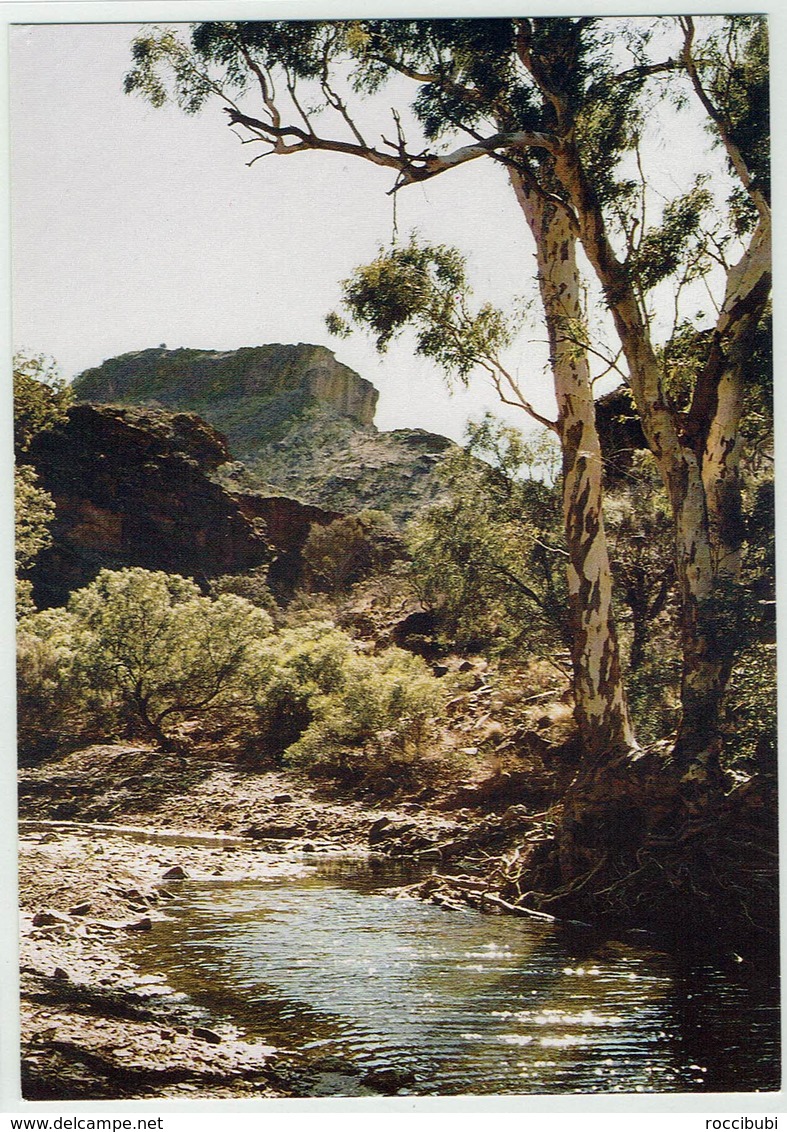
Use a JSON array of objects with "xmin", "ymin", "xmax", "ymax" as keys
[
  {"xmin": 463, "ymin": 944, "xmax": 514, "ymax": 960},
  {"xmin": 493, "ymin": 1009, "xmax": 623, "ymax": 1027},
  {"xmin": 119, "ymin": 862, "xmax": 781, "ymax": 1095}
]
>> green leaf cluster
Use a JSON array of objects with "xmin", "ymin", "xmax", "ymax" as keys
[
  {"xmin": 125, "ymin": 27, "xmax": 229, "ymax": 112},
  {"xmin": 329, "ymin": 237, "xmax": 510, "ymax": 381},
  {"xmin": 627, "ymin": 182, "xmax": 713, "ymax": 293},
  {"xmin": 14, "ymin": 353, "xmax": 72, "ymax": 614},
  {"xmin": 694, "ymin": 16, "xmax": 769, "ymax": 228},
  {"xmin": 14, "ymin": 352, "xmax": 71, "ymax": 455},
  {"xmin": 15, "ymin": 465, "xmax": 55, "ymax": 574},
  {"xmin": 408, "ymin": 415, "xmax": 566, "ymax": 656},
  {"xmin": 285, "ymin": 645, "xmax": 445, "ymax": 783},
  {"xmin": 302, "ymin": 511, "xmax": 396, "ymax": 594},
  {"xmin": 18, "ymin": 568, "xmax": 445, "ymax": 775}
]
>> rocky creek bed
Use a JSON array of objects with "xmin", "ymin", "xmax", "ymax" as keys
[
  {"xmin": 17, "ymin": 744, "xmax": 473, "ymax": 1100},
  {"xmin": 17, "ymin": 743, "xmax": 780, "ymax": 1100}
]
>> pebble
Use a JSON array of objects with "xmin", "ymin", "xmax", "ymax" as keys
[
  {"xmin": 32, "ymin": 910, "xmax": 70, "ymax": 927},
  {"xmin": 162, "ymin": 866, "xmax": 188, "ymax": 880}
]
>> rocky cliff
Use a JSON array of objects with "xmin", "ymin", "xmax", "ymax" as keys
[
  {"xmin": 24, "ymin": 404, "xmax": 339, "ymax": 608},
  {"xmin": 594, "ymin": 386, "xmax": 648, "ymax": 482},
  {"xmin": 73, "ymin": 345, "xmax": 456, "ymax": 523},
  {"xmin": 75, "ymin": 344, "xmax": 378, "ymax": 440}
]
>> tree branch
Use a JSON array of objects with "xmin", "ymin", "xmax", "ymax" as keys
[
  {"xmin": 236, "ymin": 39, "xmax": 280, "ymax": 129},
  {"xmin": 586, "ymin": 58, "xmax": 679, "ymax": 104},
  {"xmin": 683, "ymin": 214, "xmax": 771, "ymax": 446},
  {"xmin": 680, "ymin": 16, "xmax": 769, "ymax": 221},
  {"xmin": 225, "ymin": 105, "xmax": 556, "ymax": 191}
]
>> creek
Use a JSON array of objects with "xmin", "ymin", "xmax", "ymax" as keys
[{"xmin": 122, "ymin": 854, "xmax": 780, "ymax": 1096}]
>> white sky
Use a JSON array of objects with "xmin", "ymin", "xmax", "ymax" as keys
[
  {"xmin": 10, "ymin": 21, "xmax": 551, "ymax": 439},
  {"xmin": 8, "ymin": 16, "xmax": 729, "ymax": 442}
]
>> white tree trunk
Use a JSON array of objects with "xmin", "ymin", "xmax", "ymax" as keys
[
  {"xmin": 510, "ymin": 171, "xmax": 634, "ymax": 758},
  {"xmin": 554, "ymin": 149, "xmax": 771, "ymax": 765}
]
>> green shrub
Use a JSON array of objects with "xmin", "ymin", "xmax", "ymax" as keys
[
  {"xmin": 210, "ymin": 565, "xmax": 277, "ymax": 613},
  {"xmin": 302, "ymin": 510, "xmax": 398, "ymax": 595},
  {"xmin": 18, "ymin": 568, "xmax": 276, "ymax": 757},
  {"xmin": 17, "ymin": 606, "xmax": 97, "ymax": 761},
  {"xmin": 407, "ymin": 417, "xmax": 568, "ymax": 657},
  {"xmin": 285, "ymin": 646, "xmax": 445, "ymax": 784},
  {"xmin": 14, "ymin": 353, "xmax": 71, "ymax": 617},
  {"xmin": 18, "ymin": 568, "xmax": 445, "ymax": 777},
  {"xmin": 250, "ymin": 621, "xmax": 355, "ymax": 760},
  {"xmin": 72, "ymin": 568, "xmax": 275, "ymax": 748},
  {"xmin": 722, "ymin": 643, "xmax": 777, "ymax": 774}
]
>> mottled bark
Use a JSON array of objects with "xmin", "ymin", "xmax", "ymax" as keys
[
  {"xmin": 510, "ymin": 170, "xmax": 634, "ymax": 758},
  {"xmin": 701, "ymin": 217, "xmax": 771, "ymax": 582},
  {"xmin": 552, "ymin": 146, "xmax": 771, "ymax": 767}
]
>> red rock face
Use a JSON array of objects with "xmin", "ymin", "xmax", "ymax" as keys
[
  {"xmin": 23, "ymin": 404, "xmax": 339, "ymax": 608},
  {"xmin": 235, "ymin": 493, "xmax": 339, "ymax": 556}
]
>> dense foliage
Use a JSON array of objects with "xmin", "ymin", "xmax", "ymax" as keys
[
  {"xmin": 408, "ymin": 417, "xmax": 567, "ymax": 657},
  {"xmin": 302, "ymin": 510, "xmax": 398, "ymax": 595},
  {"xmin": 270, "ymin": 625, "xmax": 445, "ymax": 783},
  {"xmin": 14, "ymin": 354, "xmax": 71, "ymax": 615},
  {"xmin": 17, "ymin": 566, "xmax": 445, "ymax": 781}
]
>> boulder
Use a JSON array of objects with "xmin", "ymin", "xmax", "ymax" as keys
[
  {"xmin": 32, "ymin": 910, "xmax": 70, "ymax": 927},
  {"xmin": 242, "ymin": 823, "xmax": 306, "ymax": 840},
  {"xmin": 361, "ymin": 1066, "xmax": 416, "ymax": 1094}
]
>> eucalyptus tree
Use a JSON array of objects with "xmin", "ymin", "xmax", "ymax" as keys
[
  {"xmin": 545, "ymin": 17, "xmax": 771, "ymax": 767},
  {"xmin": 14, "ymin": 354, "xmax": 71, "ymax": 614},
  {"xmin": 126, "ymin": 18, "xmax": 634, "ymax": 761},
  {"xmin": 125, "ymin": 16, "xmax": 770, "ymax": 770}
]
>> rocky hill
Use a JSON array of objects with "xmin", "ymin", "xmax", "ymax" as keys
[
  {"xmin": 73, "ymin": 345, "xmax": 456, "ymax": 523},
  {"xmin": 23, "ymin": 403, "xmax": 339, "ymax": 608}
]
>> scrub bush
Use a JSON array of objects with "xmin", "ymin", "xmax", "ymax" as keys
[
  {"xmin": 18, "ymin": 571, "xmax": 444, "ymax": 781},
  {"xmin": 18, "ymin": 567, "xmax": 275, "ymax": 757},
  {"xmin": 285, "ymin": 646, "xmax": 445, "ymax": 784}
]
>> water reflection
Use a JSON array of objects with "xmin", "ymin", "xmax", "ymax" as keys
[{"xmin": 124, "ymin": 860, "xmax": 780, "ymax": 1095}]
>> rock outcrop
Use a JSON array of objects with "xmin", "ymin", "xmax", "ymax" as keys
[
  {"xmin": 594, "ymin": 386, "xmax": 648, "ymax": 481},
  {"xmin": 229, "ymin": 413, "xmax": 455, "ymax": 523},
  {"xmin": 75, "ymin": 343, "xmax": 379, "ymax": 437},
  {"xmin": 23, "ymin": 403, "xmax": 338, "ymax": 607},
  {"xmin": 73, "ymin": 345, "xmax": 457, "ymax": 523}
]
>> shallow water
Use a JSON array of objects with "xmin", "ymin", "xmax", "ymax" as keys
[{"xmin": 124, "ymin": 857, "xmax": 780, "ymax": 1095}]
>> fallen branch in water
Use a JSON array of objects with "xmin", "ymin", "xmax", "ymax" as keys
[
  {"xmin": 430, "ymin": 873, "xmax": 487, "ymax": 892},
  {"xmin": 400, "ymin": 872, "xmax": 558, "ymax": 922},
  {"xmin": 478, "ymin": 891, "xmax": 557, "ymax": 921}
]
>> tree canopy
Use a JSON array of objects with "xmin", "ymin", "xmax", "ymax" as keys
[
  {"xmin": 14, "ymin": 353, "xmax": 72, "ymax": 614},
  {"xmin": 125, "ymin": 15, "xmax": 771, "ymax": 770}
]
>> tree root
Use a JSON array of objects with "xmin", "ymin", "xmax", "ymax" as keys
[{"xmin": 404, "ymin": 754, "xmax": 777, "ymax": 959}]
